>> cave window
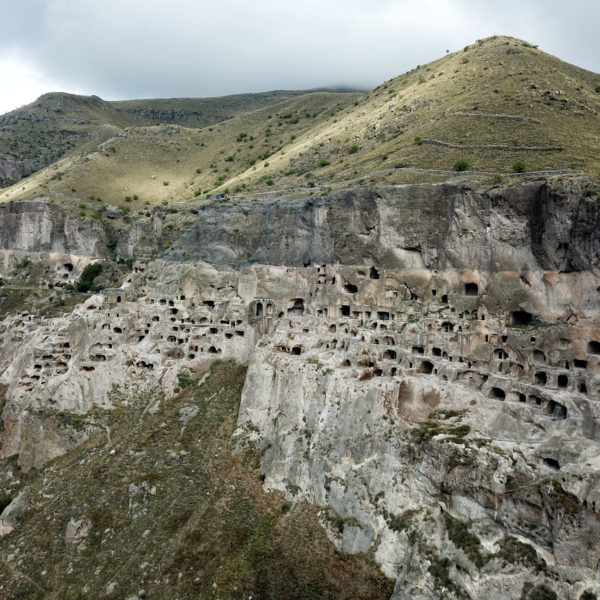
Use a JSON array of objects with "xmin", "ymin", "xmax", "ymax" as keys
[
  {"xmin": 557, "ymin": 374, "xmax": 568, "ymax": 388},
  {"xmin": 535, "ymin": 371, "xmax": 547, "ymax": 385},
  {"xmin": 344, "ymin": 283, "xmax": 359, "ymax": 294},
  {"xmin": 418, "ymin": 360, "xmax": 434, "ymax": 374},
  {"xmin": 543, "ymin": 457, "xmax": 560, "ymax": 470},
  {"xmin": 441, "ymin": 294, "xmax": 448, "ymax": 303},
  {"xmin": 574, "ymin": 359, "xmax": 588, "ymax": 369},
  {"xmin": 256, "ymin": 302, "xmax": 263, "ymax": 317},
  {"xmin": 579, "ymin": 382, "xmax": 587, "ymax": 394},
  {"xmin": 489, "ymin": 387, "xmax": 506, "ymax": 400},
  {"xmin": 511, "ymin": 310, "xmax": 533, "ymax": 326},
  {"xmin": 465, "ymin": 282, "xmax": 478, "ymax": 296},
  {"xmin": 370, "ymin": 266, "xmax": 380, "ymax": 280},
  {"xmin": 588, "ymin": 341, "xmax": 600, "ymax": 355},
  {"xmin": 546, "ymin": 400, "xmax": 567, "ymax": 420},
  {"xmin": 383, "ymin": 349, "xmax": 396, "ymax": 360},
  {"xmin": 341, "ymin": 305, "xmax": 350, "ymax": 316},
  {"xmin": 288, "ymin": 298, "xmax": 305, "ymax": 315}
]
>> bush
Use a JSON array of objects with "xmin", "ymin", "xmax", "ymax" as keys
[
  {"xmin": 454, "ymin": 159, "xmax": 469, "ymax": 172},
  {"xmin": 348, "ymin": 144, "xmax": 359, "ymax": 154},
  {"xmin": 76, "ymin": 263, "xmax": 103, "ymax": 293},
  {"xmin": 513, "ymin": 161, "xmax": 527, "ymax": 173},
  {"xmin": 318, "ymin": 158, "xmax": 330, "ymax": 167},
  {"xmin": 163, "ymin": 181, "xmax": 169, "ymax": 186},
  {"xmin": 16, "ymin": 257, "xmax": 31, "ymax": 269},
  {"xmin": 414, "ymin": 136, "xmax": 423, "ymax": 143}
]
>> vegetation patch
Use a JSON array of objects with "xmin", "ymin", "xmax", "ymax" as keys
[{"xmin": 444, "ymin": 513, "xmax": 488, "ymax": 568}]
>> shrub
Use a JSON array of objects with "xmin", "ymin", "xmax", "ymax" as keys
[
  {"xmin": 494, "ymin": 174, "xmax": 503, "ymax": 183},
  {"xmin": 16, "ymin": 257, "xmax": 31, "ymax": 269},
  {"xmin": 414, "ymin": 136, "xmax": 423, "ymax": 143},
  {"xmin": 513, "ymin": 161, "xmax": 527, "ymax": 173},
  {"xmin": 454, "ymin": 159, "xmax": 469, "ymax": 171},
  {"xmin": 194, "ymin": 189, "xmax": 202, "ymax": 197},
  {"xmin": 163, "ymin": 181, "xmax": 169, "ymax": 186},
  {"xmin": 319, "ymin": 158, "xmax": 330, "ymax": 167},
  {"xmin": 348, "ymin": 144, "xmax": 359, "ymax": 154},
  {"xmin": 418, "ymin": 76, "xmax": 426, "ymax": 84},
  {"xmin": 76, "ymin": 263, "xmax": 103, "ymax": 293}
]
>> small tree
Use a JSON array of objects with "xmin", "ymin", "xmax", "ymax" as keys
[
  {"xmin": 454, "ymin": 159, "xmax": 469, "ymax": 172},
  {"xmin": 513, "ymin": 161, "xmax": 527, "ymax": 173},
  {"xmin": 76, "ymin": 263, "xmax": 103, "ymax": 293}
]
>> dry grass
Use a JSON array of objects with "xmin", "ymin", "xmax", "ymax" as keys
[{"xmin": 2, "ymin": 35, "xmax": 599, "ymax": 210}]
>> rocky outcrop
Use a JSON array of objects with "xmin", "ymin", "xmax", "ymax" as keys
[
  {"xmin": 0, "ymin": 200, "xmax": 165, "ymax": 273},
  {"xmin": 0, "ymin": 200, "xmax": 110, "ymax": 258},
  {"xmin": 166, "ymin": 178, "xmax": 600, "ymax": 273},
  {"xmin": 0, "ymin": 158, "xmax": 40, "ymax": 186}
]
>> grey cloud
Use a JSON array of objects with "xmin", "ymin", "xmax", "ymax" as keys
[{"xmin": 0, "ymin": 0, "xmax": 598, "ymax": 103}]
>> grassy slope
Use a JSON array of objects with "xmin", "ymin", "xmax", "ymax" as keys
[
  {"xmin": 1, "ymin": 35, "xmax": 599, "ymax": 212},
  {"xmin": 238, "ymin": 35, "xmax": 600, "ymax": 191},
  {"xmin": 0, "ymin": 361, "xmax": 393, "ymax": 600},
  {"xmin": 0, "ymin": 89, "xmax": 317, "ymax": 185},
  {"xmin": 1, "ymin": 92, "xmax": 361, "ymax": 212}
]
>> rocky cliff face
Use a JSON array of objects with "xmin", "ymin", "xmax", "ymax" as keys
[
  {"xmin": 167, "ymin": 178, "xmax": 600, "ymax": 273},
  {"xmin": 0, "ymin": 158, "xmax": 40, "ymax": 186},
  {"xmin": 0, "ymin": 200, "xmax": 165, "ymax": 273},
  {"xmin": 1, "ymin": 177, "xmax": 599, "ymax": 599}
]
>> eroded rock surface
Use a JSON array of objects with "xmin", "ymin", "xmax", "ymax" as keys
[{"xmin": 1, "ymin": 178, "xmax": 599, "ymax": 599}]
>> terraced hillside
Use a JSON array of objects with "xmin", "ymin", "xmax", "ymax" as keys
[{"xmin": 1, "ymin": 35, "xmax": 598, "ymax": 214}]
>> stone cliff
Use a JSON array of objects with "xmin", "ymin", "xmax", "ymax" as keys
[
  {"xmin": 167, "ymin": 178, "xmax": 600, "ymax": 274},
  {"xmin": 0, "ymin": 176, "xmax": 599, "ymax": 599}
]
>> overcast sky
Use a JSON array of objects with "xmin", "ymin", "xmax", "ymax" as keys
[{"xmin": 1, "ymin": 0, "xmax": 598, "ymax": 115}]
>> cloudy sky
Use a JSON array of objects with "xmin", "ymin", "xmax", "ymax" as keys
[{"xmin": 1, "ymin": 0, "xmax": 598, "ymax": 114}]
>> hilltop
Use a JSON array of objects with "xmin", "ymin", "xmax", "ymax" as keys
[{"xmin": 0, "ymin": 35, "xmax": 598, "ymax": 215}]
